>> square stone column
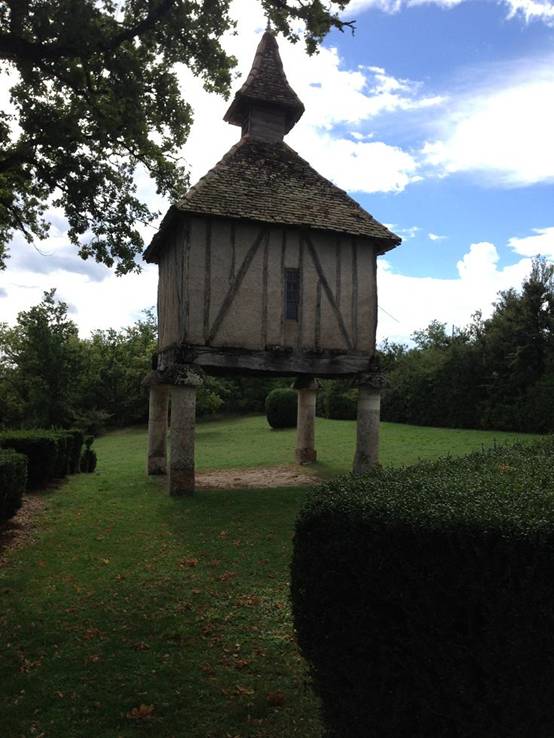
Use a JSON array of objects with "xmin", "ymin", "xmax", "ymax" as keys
[
  {"xmin": 293, "ymin": 377, "xmax": 320, "ymax": 465},
  {"xmin": 352, "ymin": 371, "xmax": 386, "ymax": 475},
  {"xmin": 168, "ymin": 366, "xmax": 203, "ymax": 496},
  {"xmin": 147, "ymin": 383, "xmax": 169, "ymax": 475}
]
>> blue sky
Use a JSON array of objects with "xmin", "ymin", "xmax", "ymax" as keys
[
  {"xmin": 331, "ymin": 0, "xmax": 554, "ymax": 282},
  {"xmin": 1, "ymin": 0, "xmax": 553, "ymax": 343}
]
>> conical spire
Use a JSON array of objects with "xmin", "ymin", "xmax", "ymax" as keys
[{"xmin": 224, "ymin": 31, "xmax": 305, "ymax": 139}]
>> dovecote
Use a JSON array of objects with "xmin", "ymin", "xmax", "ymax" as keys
[{"xmin": 144, "ymin": 31, "xmax": 401, "ymax": 495}]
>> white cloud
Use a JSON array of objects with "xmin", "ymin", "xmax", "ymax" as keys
[
  {"xmin": 422, "ymin": 62, "xmax": 554, "ymax": 186},
  {"xmin": 386, "ymin": 224, "xmax": 420, "ymax": 239},
  {"xmin": 179, "ymin": 5, "xmax": 439, "ymax": 193},
  {"xmin": 428, "ymin": 232, "xmax": 447, "ymax": 241},
  {"xmin": 504, "ymin": 0, "xmax": 554, "ymax": 24},
  {"xmin": 508, "ymin": 226, "xmax": 554, "ymax": 259},
  {"xmin": 377, "ymin": 240, "xmax": 535, "ymax": 343},
  {"xmin": 347, "ymin": 0, "xmax": 554, "ymax": 24}
]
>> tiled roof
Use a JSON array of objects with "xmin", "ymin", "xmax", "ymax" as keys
[
  {"xmin": 224, "ymin": 31, "xmax": 305, "ymax": 133},
  {"xmin": 144, "ymin": 138, "xmax": 401, "ymax": 262}
]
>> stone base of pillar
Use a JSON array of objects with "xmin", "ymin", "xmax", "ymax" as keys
[
  {"xmin": 293, "ymin": 376, "xmax": 319, "ymax": 467},
  {"xmin": 352, "ymin": 370, "xmax": 386, "ymax": 476},
  {"xmin": 148, "ymin": 456, "xmax": 167, "ymax": 475},
  {"xmin": 168, "ymin": 366, "xmax": 203, "ymax": 497},
  {"xmin": 145, "ymin": 382, "xmax": 169, "ymax": 476},
  {"xmin": 169, "ymin": 469, "xmax": 196, "ymax": 497},
  {"xmin": 295, "ymin": 447, "xmax": 317, "ymax": 464}
]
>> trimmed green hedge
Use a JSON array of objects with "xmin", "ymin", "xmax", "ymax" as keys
[
  {"xmin": 0, "ymin": 432, "xmax": 59, "ymax": 488},
  {"xmin": 0, "ymin": 450, "xmax": 27, "ymax": 523},
  {"xmin": 0, "ymin": 428, "xmax": 84, "ymax": 489},
  {"xmin": 265, "ymin": 388, "xmax": 297, "ymax": 429},
  {"xmin": 291, "ymin": 437, "xmax": 554, "ymax": 738}
]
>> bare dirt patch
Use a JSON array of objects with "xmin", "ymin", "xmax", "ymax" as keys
[
  {"xmin": 196, "ymin": 466, "xmax": 320, "ymax": 490},
  {"xmin": 0, "ymin": 494, "xmax": 45, "ymax": 566}
]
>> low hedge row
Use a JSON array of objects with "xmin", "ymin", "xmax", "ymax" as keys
[
  {"xmin": 291, "ymin": 437, "xmax": 554, "ymax": 738},
  {"xmin": 0, "ymin": 429, "xmax": 84, "ymax": 489},
  {"xmin": 0, "ymin": 450, "xmax": 28, "ymax": 523}
]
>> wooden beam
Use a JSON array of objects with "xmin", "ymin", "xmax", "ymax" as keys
[
  {"xmin": 280, "ymin": 229, "xmax": 286, "ymax": 345},
  {"xmin": 352, "ymin": 237, "xmax": 358, "ymax": 350},
  {"xmin": 315, "ymin": 279, "xmax": 322, "ymax": 351},
  {"xmin": 206, "ymin": 228, "xmax": 266, "ymax": 345},
  {"xmin": 297, "ymin": 235, "xmax": 304, "ymax": 349},
  {"xmin": 203, "ymin": 219, "xmax": 212, "ymax": 342},
  {"xmin": 157, "ymin": 344, "xmax": 372, "ymax": 378},
  {"xmin": 262, "ymin": 231, "xmax": 269, "ymax": 346}
]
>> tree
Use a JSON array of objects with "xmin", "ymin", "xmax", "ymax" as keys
[
  {"xmin": 0, "ymin": 288, "xmax": 82, "ymax": 427},
  {"xmin": 78, "ymin": 307, "xmax": 157, "ymax": 427},
  {"xmin": 0, "ymin": 0, "xmax": 354, "ymax": 273}
]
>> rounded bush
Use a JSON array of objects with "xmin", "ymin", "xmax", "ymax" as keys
[{"xmin": 265, "ymin": 388, "xmax": 297, "ymax": 429}]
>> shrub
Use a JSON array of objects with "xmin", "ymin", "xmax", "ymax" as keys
[
  {"xmin": 323, "ymin": 380, "xmax": 358, "ymax": 420},
  {"xmin": 80, "ymin": 436, "xmax": 97, "ymax": 473},
  {"xmin": 0, "ymin": 450, "xmax": 27, "ymax": 523},
  {"xmin": 291, "ymin": 437, "xmax": 554, "ymax": 738},
  {"xmin": 265, "ymin": 388, "xmax": 297, "ymax": 429},
  {"xmin": 0, "ymin": 431, "xmax": 59, "ymax": 489}
]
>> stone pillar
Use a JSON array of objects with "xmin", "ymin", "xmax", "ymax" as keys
[
  {"xmin": 147, "ymin": 383, "xmax": 169, "ymax": 475},
  {"xmin": 353, "ymin": 371, "xmax": 386, "ymax": 475},
  {"xmin": 168, "ymin": 366, "xmax": 203, "ymax": 497},
  {"xmin": 293, "ymin": 377, "xmax": 319, "ymax": 465}
]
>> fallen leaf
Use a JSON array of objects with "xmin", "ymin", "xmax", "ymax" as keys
[
  {"xmin": 126, "ymin": 704, "xmax": 155, "ymax": 720},
  {"xmin": 266, "ymin": 690, "xmax": 286, "ymax": 707},
  {"xmin": 218, "ymin": 571, "xmax": 238, "ymax": 582}
]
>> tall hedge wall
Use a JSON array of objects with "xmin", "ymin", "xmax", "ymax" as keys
[
  {"xmin": 0, "ymin": 449, "xmax": 27, "ymax": 523},
  {"xmin": 291, "ymin": 437, "xmax": 554, "ymax": 738}
]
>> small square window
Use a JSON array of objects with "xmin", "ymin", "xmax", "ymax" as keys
[{"xmin": 285, "ymin": 268, "xmax": 300, "ymax": 321}]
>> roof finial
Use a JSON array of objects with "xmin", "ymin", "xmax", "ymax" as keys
[{"xmin": 265, "ymin": 14, "xmax": 272, "ymax": 33}]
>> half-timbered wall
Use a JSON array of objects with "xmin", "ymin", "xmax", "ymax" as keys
[{"xmin": 157, "ymin": 215, "xmax": 378, "ymax": 362}]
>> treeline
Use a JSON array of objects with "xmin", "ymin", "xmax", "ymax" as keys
[
  {"xmin": 380, "ymin": 257, "xmax": 554, "ymax": 433},
  {"xmin": 0, "ymin": 289, "xmax": 288, "ymax": 433},
  {"xmin": 2, "ymin": 256, "xmax": 552, "ymax": 435}
]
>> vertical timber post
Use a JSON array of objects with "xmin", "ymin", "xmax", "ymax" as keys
[
  {"xmin": 147, "ymin": 383, "xmax": 169, "ymax": 475},
  {"xmin": 294, "ymin": 377, "xmax": 319, "ymax": 464},
  {"xmin": 168, "ymin": 366, "xmax": 203, "ymax": 496},
  {"xmin": 353, "ymin": 370, "xmax": 386, "ymax": 475}
]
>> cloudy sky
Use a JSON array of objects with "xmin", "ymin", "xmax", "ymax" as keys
[{"xmin": 2, "ymin": 0, "xmax": 554, "ymax": 343}]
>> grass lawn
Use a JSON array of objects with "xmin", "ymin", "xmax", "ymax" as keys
[{"xmin": 0, "ymin": 417, "xmax": 540, "ymax": 738}]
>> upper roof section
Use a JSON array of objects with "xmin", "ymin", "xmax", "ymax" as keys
[
  {"xmin": 223, "ymin": 30, "xmax": 305, "ymax": 135},
  {"xmin": 144, "ymin": 138, "xmax": 401, "ymax": 263}
]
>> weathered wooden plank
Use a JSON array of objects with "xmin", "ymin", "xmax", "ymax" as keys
[
  {"xmin": 297, "ymin": 235, "xmax": 304, "ymax": 348},
  {"xmin": 157, "ymin": 344, "xmax": 372, "ymax": 378},
  {"xmin": 183, "ymin": 220, "xmax": 191, "ymax": 343},
  {"xmin": 229, "ymin": 221, "xmax": 236, "ymax": 282},
  {"xmin": 261, "ymin": 231, "xmax": 269, "ymax": 346},
  {"xmin": 315, "ymin": 279, "xmax": 322, "ymax": 351},
  {"xmin": 206, "ymin": 228, "xmax": 266, "ymax": 345},
  {"xmin": 280, "ymin": 229, "xmax": 286, "ymax": 345},
  {"xmin": 303, "ymin": 233, "xmax": 353, "ymax": 351},
  {"xmin": 351, "ymin": 237, "xmax": 358, "ymax": 350},
  {"xmin": 335, "ymin": 235, "xmax": 341, "ymax": 309},
  {"xmin": 203, "ymin": 219, "xmax": 212, "ymax": 342}
]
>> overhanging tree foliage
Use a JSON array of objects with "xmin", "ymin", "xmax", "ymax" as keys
[{"xmin": 0, "ymin": 0, "xmax": 354, "ymax": 273}]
